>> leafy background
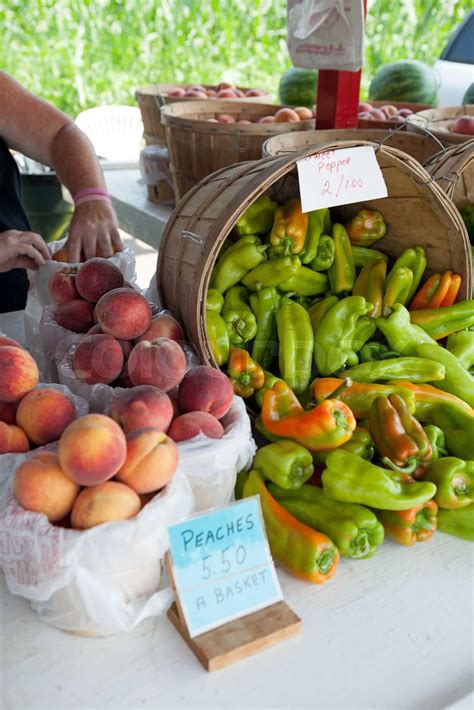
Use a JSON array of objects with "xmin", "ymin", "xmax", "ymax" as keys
[{"xmin": 0, "ymin": 0, "xmax": 467, "ymax": 116}]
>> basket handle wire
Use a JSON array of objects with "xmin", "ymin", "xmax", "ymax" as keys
[{"xmin": 182, "ymin": 230, "xmax": 206, "ymax": 254}]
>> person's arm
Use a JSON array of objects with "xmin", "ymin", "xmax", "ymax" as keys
[{"xmin": 0, "ymin": 71, "xmax": 123, "ymax": 261}]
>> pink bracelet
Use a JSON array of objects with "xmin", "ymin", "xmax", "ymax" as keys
[
  {"xmin": 74, "ymin": 194, "xmax": 112, "ymax": 208},
  {"xmin": 73, "ymin": 187, "xmax": 111, "ymax": 207}
]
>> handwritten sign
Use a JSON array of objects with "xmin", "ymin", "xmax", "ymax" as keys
[
  {"xmin": 167, "ymin": 497, "xmax": 282, "ymax": 638},
  {"xmin": 296, "ymin": 145, "xmax": 388, "ymax": 212}
]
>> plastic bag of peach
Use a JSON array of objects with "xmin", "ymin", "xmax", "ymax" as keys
[{"xmin": 0, "ymin": 397, "xmax": 255, "ymax": 636}]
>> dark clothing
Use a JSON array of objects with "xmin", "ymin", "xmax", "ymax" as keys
[{"xmin": 0, "ymin": 136, "xmax": 30, "ymax": 313}]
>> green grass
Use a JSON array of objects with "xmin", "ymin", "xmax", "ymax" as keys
[{"xmin": 0, "ymin": 0, "xmax": 467, "ymax": 116}]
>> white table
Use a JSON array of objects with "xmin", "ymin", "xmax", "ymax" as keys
[
  {"xmin": 1, "ymin": 313, "xmax": 473, "ymax": 709},
  {"xmin": 104, "ymin": 168, "xmax": 172, "ymax": 249}
]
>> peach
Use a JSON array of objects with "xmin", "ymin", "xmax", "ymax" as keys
[
  {"xmin": 114, "ymin": 361, "xmax": 134, "ymax": 388},
  {"xmin": 58, "ymin": 414, "xmax": 127, "ymax": 486},
  {"xmin": 136, "ymin": 313, "xmax": 184, "ymax": 344},
  {"xmin": 16, "ymin": 387, "xmax": 76, "ymax": 446},
  {"xmin": 217, "ymin": 89, "xmax": 238, "ymax": 98},
  {"xmin": 71, "ymin": 481, "xmax": 141, "ymax": 530},
  {"xmin": 216, "ymin": 82, "xmax": 235, "ymax": 91},
  {"xmin": 0, "ymin": 422, "xmax": 29, "ymax": 453},
  {"xmin": 258, "ymin": 115, "xmax": 276, "ymax": 124},
  {"xmin": 87, "ymin": 324, "xmax": 103, "ymax": 335},
  {"xmin": 451, "ymin": 116, "xmax": 474, "ymax": 135},
  {"xmin": 116, "ymin": 428, "xmax": 178, "ymax": 494},
  {"xmin": 95, "ymin": 288, "xmax": 152, "ymax": 340},
  {"xmin": 207, "ymin": 118, "xmax": 219, "ymax": 122},
  {"xmin": 128, "ymin": 338, "xmax": 186, "ymax": 391},
  {"xmin": 237, "ymin": 120, "xmax": 252, "ymax": 124},
  {"xmin": 0, "ymin": 335, "xmax": 23, "ymax": 348},
  {"xmin": 0, "ymin": 346, "xmax": 39, "ymax": 403},
  {"xmin": 293, "ymin": 106, "xmax": 313, "ymax": 120},
  {"xmin": 274, "ymin": 108, "xmax": 300, "ymax": 123},
  {"xmin": 358, "ymin": 101, "xmax": 372, "ymax": 112},
  {"xmin": 107, "ymin": 385, "xmax": 173, "ymax": 434},
  {"xmin": 48, "ymin": 267, "xmax": 80, "ymax": 305},
  {"xmin": 206, "ymin": 89, "xmax": 217, "ymax": 97},
  {"xmin": 369, "ymin": 108, "xmax": 387, "ymax": 121},
  {"xmin": 184, "ymin": 89, "xmax": 208, "ymax": 98},
  {"xmin": 245, "ymin": 88, "xmax": 265, "ymax": 96},
  {"xmin": 188, "ymin": 84, "xmax": 207, "ymax": 92},
  {"xmin": 117, "ymin": 339, "xmax": 133, "ymax": 359},
  {"xmin": 358, "ymin": 112, "xmax": 373, "ymax": 120},
  {"xmin": 168, "ymin": 87, "xmax": 186, "ymax": 97},
  {"xmin": 76, "ymin": 257, "xmax": 124, "ymax": 302},
  {"xmin": 168, "ymin": 411, "xmax": 224, "ymax": 442},
  {"xmin": 216, "ymin": 114, "xmax": 236, "ymax": 123},
  {"xmin": 72, "ymin": 334, "xmax": 124, "ymax": 385},
  {"xmin": 397, "ymin": 108, "xmax": 413, "ymax": 117},
  {"xmin": 14, "ymin": 452, "xmax": 79, "ymax": 521},
  {"xmin": 0, "ymin": 401, "xmax": 18, "ymax": 425},
  {"xmin": 178, "ymin": 366, "xmax": 233, "ymax": 419},
  {"xmin": 55, "ymin": 299, "xmax": 95, "ymax": 333},
  {"xmin": 380, "ymin": 104, "xmax": 398, "ymax": 118}
]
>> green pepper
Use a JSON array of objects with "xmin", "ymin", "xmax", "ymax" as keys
[
  {"xmin": 311, "ymin": 378, "xmax": 417, "ymax": 418},
  {"xmin": 269, "ymin": 483, "xmax": 384, "ymax": 559},
  {"xmin": 254, "ymin": 370, "xmax": 284, "ymax": 409},
  {"xmin": 205, "ymin": 311, "xmax": 230, "ymax": 366},
  {"xmin": 345, "ymin": 209, "xmax": 386, "ymax": 247},
  {"xmin": 314, "ymin": 296, "xmax": 373, "ymax": 375},
  {"xmin": 308, "ymin": 296, "xmax": 339, "ymax": 334},
  {"xmin": 241, "ymin": 255, "xmax": 301, "ymax": 291},
  {"xmin": 250, "ymin": 287, "xmax": 280, "ymax": 370},
  {"xmin": 211, "ymin": 237, "xmax": 267, "ymax": 293},
  {"xmin": 234, "ymin": 469, "xmax": 249, "ymax": 500},
  {"xmin": 252, "ymin": 439, "xmax": 314, "ymax": 490},
  {"xmin": 310, "ymin": 235, "xmax": 335, "ymax": 271},
  {"xmin": 352, "ymin": 316, "xmax": 377, "ymax": 354},
  {"xmin": 423, "ymin": 425, "xmax": 447, "ymax": 462},
  {"xmin": 410, "ymin": 301, "xmax": 474, "ymax": 340},
  {"xmin": 342, "ymin": 357, "xmax": 446, "ymax": 383},
  {"xmin": 312, "ymin": 426, "xmax": 374, "ymax": 464},
  {"xmin": 437, "ymin": 504, "xmax": 474, "ymax": 542},
  {"xmin": 206, "ymin": 288, "xmax": 224, "ymax": 313},
  {"xmin": 243, "ymin": 470, "xmax": 340, "ymax": 583},
  {"xmin": 414, "ymin": 343, "xmax": 474, "ymax": 408},
  {"xmin": 386, "ymin": 247, "xmax": 427, "ymax": 303},
  {"xmin": 280, "ymin": 266, "xmax": 328, "ymax": 296},
  {"xmin": 322, "ymin": 450, "xmax": 437, "ymax": 511},
  {"xmin": 359, "ymin": 341, "xmax": 403, "ymax": 362},
  {"xmin": 352, "ymin": 246, "xmax": 388, "ymax": 269},
  {"xmin": 446, "ymin": 330, "xmax": 474, "ymax": 371},
  {"xmin": 376, "ymin": 501, "xmax": 438, "ymax": 546},
  {"xmin": 222, "ymin": 285, "xmax": 257, "ymax": 346},
  {"xmin": 425, "ymin": 457, "xmax": 474, "ymax": 509},
  {"xmin": 375, "ymin": 303, "xmax": 435, "ymax": 355},
  {"xmin": 328, "ymin": 224, "xmax": 356, "ymax": 294},
  {"xmin": 276, "ymin": 295, "xmax": 313, "ymax": 394},
  {"xmin": 352, "ymin": 258, "xmax": 387, "ymax": 317},
  {"xmin": 429, "ymin": 405, "xmax": 474, "ymax": 462},
  {"xmin": 382, "ymin": 266, "xmax": 413, "ymax": 309},
  {"xmin": 234, "ymin": 195, "xmax": 278, "ymax": 236},
  {"xmin": 300, "ymin": 209, "xmax": 327, "ymax": 264}
]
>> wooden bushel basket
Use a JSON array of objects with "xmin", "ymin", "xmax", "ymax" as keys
[
  {"xmin": 157, "ymin": 141, "xmax": 472, "ymax": 367},
  {"xmin": 135, "ymin": 84, "xmax": 272, "ymax": 147},
  {"xmin": 408, "ymin": 106, "xmax": 474, "ymax": 146},
  {"xmin": 262, "ymin": 128, "xmax": 445, "ymax": 164},
  {"xmin": 160, "ymin": 101, "xmax": 314, "ymax": 201},
  {"xmin": 423, "ymin": 139, "xmax": 474, "ymax": 210}
]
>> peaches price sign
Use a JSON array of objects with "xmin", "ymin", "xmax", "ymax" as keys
[
  {"xmin": 167, "ymin": 497, "xmax": 282, "ymax": 638},
  {"xmin": 296, "ymin": 145, "xmax": 388, "ymax": 212}
]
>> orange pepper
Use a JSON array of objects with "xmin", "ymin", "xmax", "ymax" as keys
[
  {"xmin": 228, "ymin": 347, "xmax": 264, "ymax": 398},
  {"xmin": 270, "ymin": 198, "xmax": 308, "ymax": 255},
  {"xmin": 409, "ymin": 271, "xmax": 461, "ymax": 310}
]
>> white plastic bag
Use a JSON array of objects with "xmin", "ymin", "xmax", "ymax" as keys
[
  {"xmin": 0, "ymin": 396, "xmax": 255, "ymax": 635},
  {"xmin": 24, "ymin": 237, "xmax": 137, "ymax": 375},
  {"xmin": 287, "ymin": 0, "xmax": 364, "ymax": 72}
]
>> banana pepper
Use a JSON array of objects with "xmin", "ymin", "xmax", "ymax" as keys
[
  {"xmin": 410, "ymin": 300, "xmax": 474, "ymax": 340},
  {"xmin": 276, "ymin": 296, "xmax": 313, "ymax": 394},
  {"xmin": 328, "ymin": 224, "xmax": 356, "ymax": 294},
  {"xmin": 446, "ymin": 330, "xmax": 474, "ymax": 371},
  {"xmin": 437, "ymin": 503, "xmax": 474, "ymax": 542},
  {"xmin": 280, "ymin": 266, "xmax": 328, "ymax": 296},
  {"xmin": 322, "ymin": 450, "xmax": 437, "ymax": 511},
  {"xmin": 425, "ymin": 457, "xmax": 474, "ymax": 509},
  {"xmin": 369, "ymin": 394, "xmax": 432, "ymax": 477},
  {"xmin": 205, "ymin": 290, "xmax": 229, "ymax": 366},
  {"xmin": 382, "ymin": 266, "xmax": 414, "ymax": 309},
  {"xmin": 270, "ymin": 198, "xmax": 308, "ymax": 256},
  {"xmin": 211, "ymin": 236, "xmax": 267, "ymax": 293},
  {"xmin": 300, "ymin": 208, "xmax": 328, "ymax": 264},
  {"xmin": 345, "ymin": 209, "xmax": 386, "ymax": 247},
  {"xmin": 342, "ymin": 357, "xmax": 445, "ymax": 384},
  {"xmin": 359, "ymin": 341, "xmax": 400, "ymax": 362},
  {"xmin": 386, "ymin": 247, "xmax": 427, "ymax": 303},
  {"xmin": 254, "ymin": 370, "xmax": 284, "ymax": 409},
  {"xmin": 352, "ymin": 258, "xmax": 387, "ymax": 317},
  {"xmin": 428, "ymin": 405, "xmax": 474, "ymax": 466},
  {"xmin": 250, "ymin": 286, "xmax": 280, "ymax": 370},
  {"xmin": 423, "ymin": 425, "xmax": 447, "ymax": 462},
  {"xmin": 308, "ymin": 296, "xmax": 338, "ymax": 334},
  {"xmin": 377, "ymin": 501, "xmax": 438, "ymax": 546},
  {"xmin": 261, "ymin": 380, "xmax": 356, "ymax": 452},
  {"xmin": 242, "ymin": 255, "xmax": 301, "ymax": 291},
  {"xmin": 389, "ymin": 381, "xmax": 474, "ymax": 421},
  {"xmin": 311, "ymin": 378, "xmax": 416, "ymax": 418},
  {"xmin": 252, "ymin": 439, "xmax": 314, "ymax": 490},
  {"xmin": 222, "ymin": 285, "xmax": 257, "ymax": 346},
  {"xmin": 409, "ymin": 271, "xmax": 462, "ymax": 310},
  {"xmin": 243, "ymin": 470, "xmax": 339, "ymax": 583},
  {"xmin": 228, "ymin": 347, "xmax": 264, "ymax": 398},
  {"xmin": 235, "ymin": 195, "xmax": 277, "ymax": 236},
  {"xmin": 310, "ymin": 235, "xmax": 335, "ymax": 271},
  {"xmin": 269, "ymin": 483, "xmax": 384, "ymax": 559},
  {"xmin": 352, "ymin": 245, "xmax": 388, "ymax": 269},
  {"xmin": 312, "ymin": 426, "xmax": 374, "ymax": 465}
]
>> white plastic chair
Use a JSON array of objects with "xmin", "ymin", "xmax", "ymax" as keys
[{"xmin": 75, "ymin": 105, "xmax": 144, "ymax": 164}]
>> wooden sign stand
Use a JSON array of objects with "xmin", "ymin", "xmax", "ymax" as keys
[{"xmin": 165, "ymin": 553, "xmax": 301, "ymax": 672}]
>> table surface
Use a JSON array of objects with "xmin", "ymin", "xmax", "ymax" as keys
[
  {"xmin": 1, "ymin": 312, "xmax": 473, "ymax": 710},
  {"xmin": 104, "ymin": 168, "xmax": 172, "ymax": 250}
]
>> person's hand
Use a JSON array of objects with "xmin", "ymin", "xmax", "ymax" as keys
[
  {"xmin": 66, "ymin": 201, "xmax": 123, "ymax": 262},
  {"xmin": 0, "ymin": 230, "xmax": 51, "ymax": 272}
]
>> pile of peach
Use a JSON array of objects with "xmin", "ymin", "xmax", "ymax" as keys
[
  {"xmin": 208, "ymin": 106, "xmax": 314, "ymax": 125},
  {"xmin": 13, "ymin": 366, "xmax": 234, "ymax": 530},
  {"xmin": 165, "ymin": 81, "xmax": 266, "ymax": 100},
  {"xmin": 0, "ymin": 337, "xmax": 77, "ymax": 454},
  {"xmin": 358, "ymin": 101, "xmax": 414, "ymax": 123}
]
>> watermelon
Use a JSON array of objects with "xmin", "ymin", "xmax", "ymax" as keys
[
  {"xmin": 463, "ymin": 83, "xmax": 474, "ymax": 105},
  {"xmin": 369, "ymin": 60, "xmax": 439, "ymax": 106},
  {"xmin": 279, "ymin": 67, "xmax": 318, "ymax": 108}
]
